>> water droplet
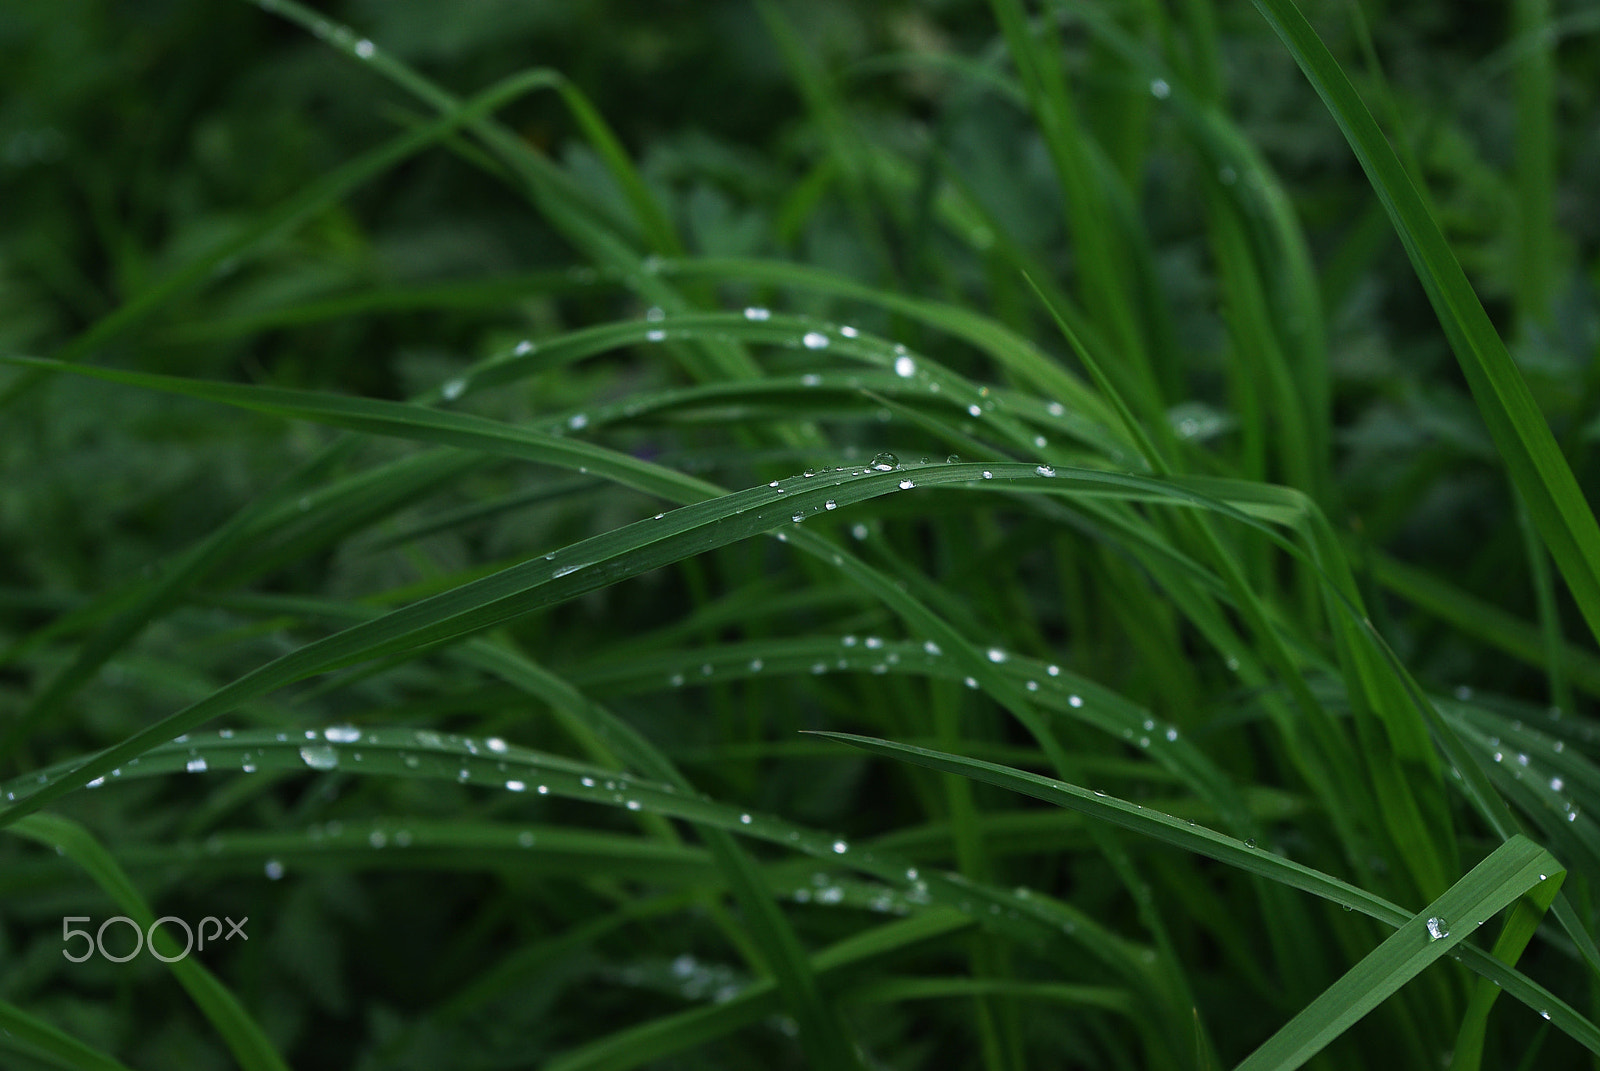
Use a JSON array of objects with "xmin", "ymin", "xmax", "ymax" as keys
[
  {"xmin": 1165, "ymin": 727, "xmax": 1179, "ymax": 741},
  {"xmin": 791, "ymin": 512, "xmax": 805, "ymax": 523},
  {"xmin": 743, "ymin": 306, "xmax": 770, "ymax": 321},
  {"xmin": 1454, "ymin": 685, "xmax": 1473, "ymax": 700},
  {"xmin": 946, "ymin": 454, "xmax": 961, "ymax": 464},
  {"xmin": 354, "ymin": 38, "xmax": 375, "ymax": 59},
  {"xmin": 300, "ymin": 745, "xmax": 339, "ymax": 770},
  {"xmin": 506, "ymin": 780, "xmax": 526, "ymax": 792},
  {"xmin": 1068, "ymin": 694, "xmax": 1083, "ymax": 707},
  {"xmin": 739, "ymin": 813, "xmax": 753, "ymax": 824},
  {"xmin": 824, "ymin": 499, "xmax": 838, "ymax": 510},
  {"xmin": 646, "ymin": 329, "xmax": 665, "ymax": 342},
  {"xmin": 1150, "ymin": 77, "xmax": 1171, "ymax": 99},
  {"xmin": 625, "ymin": 799, "xmax": 642, "ymax": 810},
  {"xmin": 894, "ymin": 354, "xmax": 916, "ymax": 377},
  {"xmin": 325, "ymin": 726, "xmax": 361, "ymax": 744},
  {"xmin": 568, "ymin": 413, "xmax": 588, "ymax": 430},
  {"xmin": 263, "ymin": 858, "xmax": 285, "ymax": 880},
  {"xmin": 802, "ymin": 331, "xmax": 829, "ymax": 350},
  {"xmin": 1026, "ymin": 680, "xmax": 1039, "ymax": 691},
  {"xmin": 1540, "ymin": 1009, "xmax": 1552, "ymax": 1020},
  {"xmin": 186, "ymin": 757, "xmax": 208, "ymax": 773},
  {"xmin": 1551, "ymin": 776, "xmax": 1565, "ymax": 791},
  {"xmin": 899, "ymin": 478, "xmax": 914, "ymax": 489},
  {"xmin": 518, "ymin": 830, "xmax": 536, "ymax": 847},
  {"xmin": 441, "ymin": 378, "xmax": 466, "ymax": 401},
  {"xmin": 553, "ymin": 562, "xmax": 589, "ymax": 579},
  {"xmin": 923, "ymin": 640, "xmax": 942, "ymax": 656},
  {"xmin": 1035, "ymin": 465, "xmax": 1055, "ymax": 477},
  {"xmin": 1034, "ymin": 435, "xmax": 1047, "ymax": 448},
  {"xmin": 1427, "ymin": 916, "xmax": 1449, "ymax": 940},
  {"xmin": 851, "ymin": 522, "xmax": 869, "ymax": 540},
  {"xmin": 967, "ymin": 404, "xmax": 982, "ymax": 417},
  {"xmin": 964, "ymin": 676, "xmax": 979, "ymax": 689},
  {"xmin": 986, "ymin": 647, "xmax": 1007, "ymax": 663},
  {"xmin": 865, "ymin": 636, "xmax": 884, "ymax": 649},
  {"xmin": 839, "ymin": 325, "xmax": 859, "ymax": 338},
  {"xmin": 1244, "ymin": 838, "xmax": 1257, "ymax": 849},
  {"xmin": 1047, "ymin": 402, "xmax": 1065, "ymax": 417},
  {"xmin": 86, "ymin": 776, "xmax": 104, "ymax": 788},
  {"xmin": 832, "ymin": 839, "xmax": 849, "ymax": 854},
  {"xmin": 870, "ymin": 451, "xmax": 899, "ymax": 471}
]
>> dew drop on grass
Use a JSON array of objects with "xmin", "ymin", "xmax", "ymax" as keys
[
  {"xmin": 894, "ymin": 354, "xmax": 916, "ymax": 378},
  {"xmin": 369, "ymin": 830, "xmax": 387, "ymax": 848},
  {"xmin": 626, "ymin": 799, "xmax": 642, "ymax": 810},
  {"xmin": 353, "ymin": 38, "xmax": 375, "ymax": 59},
  {"xmin": 568, "ymin": 413, "xmax": 588, "ymax": 430},
  {"xmin": 968, "ymin": 404, "xmax": 982, "ymax": 417},
  {"xmin": 802, "ymin": 331, "xmax": 829, "ymax": 350},
  {"xmin": 791, "ymin": 512, "xmax": 805, "ymax": 523},
  {"xmin": 825, "ymin": 499, "xmax": 837, "ymax": 510},
  {"xmin": 923, "ymin": 640, "xmax": 941, "ymax": 656},
  {"xmin": 1036, "ymin": 464, "xmax": 1055, "ymax": 477},
  {"xmin": 514, "ymin": 339, "xmax": 535, "ymax": 355},
  {"xmin": 487, "ymin": 737, "xmax": 509, "ymax": 753},
  {"xmin": 840, "ymin": 325, "xmax": 859, "ymax": 338},
  {"xmin": 518, "ymin": 831, "xmax": 536, "ymax": 847},
  {"xmin": 553, "ymin": 562, "xmax": 589, "ymax": 578},
  {"xmin": 325, "ymin": 726, "xmax": 361, "ymax": 744},
  {"xmin": 537, "ymin": 784, "xmax": 549, "ymax": 795},
  {"xmin": 581, "ymin": 777, "xmax": 596, "ymax": 788},
  {"xmin": 899, "ymin": 478, "xmax": 914, "ymax": 489},
  {"xmin": 265, "ymin": 859, "xmax": 284, "ymax": 880},
  {"xmin": 1047, "ymin": 402, "xmax": 1065, "ymax": 417},
  {"xmin": 87, "ymin": 776, "xmax": 104, "ymax": 788},
  {"xmin": 1068, "ymin": 694, "xmax": 1082, "ymax": 707},
  {"xmin": 1150, "ymin": 77, "xmax": 1171, "ymax": 99},
  {"xmin": 800, "ymin": 373, "xmax": 821, "ymax": 387},
  {"xmin": 1552, "ymin": 776, "xmax": 1565, "ymax": 791},
  {"xmin": 946, "ymin": 454, "xmax": 961, "ymax": 463},
  {"xmin": 506, "ymin": 780, "xmax": 526, "ymax": 792},
  {"xmin": 851, "ymin": 522, "xmax": 868, "ymax": 540},
  {"xmin": 1244, "ymin": 838, "xmax": 1257, "ymax": 849},
  {"xmin": 986, "ymin": 647, "xmax": 1007, "ymax": 663},
  {"xmin": 870, "ymin": 452, "xmax": 899, "ymax": 471},
  {"xmin": 300, "ymin": 745, "xmax": 339, "ymax": 770},
  {"xmin": 743, "ymin": 306, "xmax": 770, "ymax": 321},
  {"xmin": 186, "ymin": 757, "xmax": 208, "ymax": 773},
  {"xmin": 1026, "ymin": 680, "xmax": 1038, "ymax": 691},
  {"xmin": 646, "ymin": 328, "xmax": 665, "ymax": 342},
  {"xmin": 832, "ymin": 839, "xmax": 849, "ymax": 854},
  {"xmin": 740, "ymin": 813, "xmax": 753, "ymax": 824},
  {"xmin": 1426, "ymin": 916, "xmax": 1449, "ymax": 940},
  {"xmin": 964, "ymin": 676, "xmax": 979, "ymax": 689}
]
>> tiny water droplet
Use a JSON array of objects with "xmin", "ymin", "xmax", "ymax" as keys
[
  {"xmin": 802, "ymin": 331, "xmax": 829, "ymax": 350},
  {"xmin": 568, "ymin": 413, "xmax": 588, "ymax": 430},
  {"xmin": 1068, "ymin": 694, "xmax": 1083, "ymax": 707},
  {"xmin": 968, "ymin": 404, "xmax": 982, "ymax": 417},
  {"xmin": 1035, "ymin": 465, "xmax": 1055, "ymax": 477},
  {"xmin": 1245, "ymin": 838, "xmax": 1257, "ymax": 849},
  {"xmin": 964, "ymin": 676, "xmax": 979, "ymax": 689},
  {"xmin": 1150, "ymin": 77, "xmax": 1171, "ymax": 99},
  {"xmin": 354, "ymin": 38, "xmax": 375, "ymax": 59},
  {"xmin": 506, "ymin": 780, "xmax": 526, "ymax": 792},
  {"xmin": 899, "ymin": 478, "xmax": 915, "ymax": 489},
  {"xmin": 840, "ymin": 325, "xmax": 859, "ymax": 338},
  {"xmin": 824, "ymin": 499, "xmax": 838, "ymax": 510},
  {"xmin": 894, "ymin": 354, "xmax": 916, "ymax": 377},
  {"xmin": 300, "ymin": 745, "xmax": 339, "ymax": 770},
  {"xmin": 1426, "ymin": 916, "xmax": 1449, "ymax": 940},
  {"xmin": 518, "ymin": 830, "xmax": 536, "ymax": 847},
  {"xmin": 923, "ymin": 640, "xmax": 942, "ymax": 655},
  {"xmin": 186, "ymin": 757, "xmax": 208, "ymax": 773},
  {"xmin": 832, "ymin": 839, "xmax": 849, "ymax": 854},
  {"xmin": 646, "ymin": 328, "xmax": 665, "ymax": 342},
  {"xmin": 743, "ymin": 306, "xmax": 772, "ymax": 322},
  {"xmin": 946, "ymin": 454, "xmax": 960, "ymax": 463},
  {"xmin": 870, "ymin": 451, "xmax": 899, "ymax": 471},
  {"xmin": 325, "ymin": 725, "xmax": 361, "ymax": 744},
  {"xmin": 1551, "ymin": 776, "xmax": 1564, "ymax": 791}
]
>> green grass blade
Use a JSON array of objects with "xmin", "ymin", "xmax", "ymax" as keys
[
  {"xmin": 7, "ymin": 814, "xmax": 290, "ymax": 1071},
  {"xmin": 1234, "ymin": 839, "xmax": 1560, "ymax": 1071},
  {"xmin": 1250, "ymin": 0, "xmax": 1600, "ymax": 650},
  {"xmin": 0, "ymin": 999, "xmax": 137, "ymax": 1071}
]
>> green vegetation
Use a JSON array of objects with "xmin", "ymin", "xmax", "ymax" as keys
[{"xmin": 3, "ymin": 0, "xmax": 1599, "ymax": 1067}]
